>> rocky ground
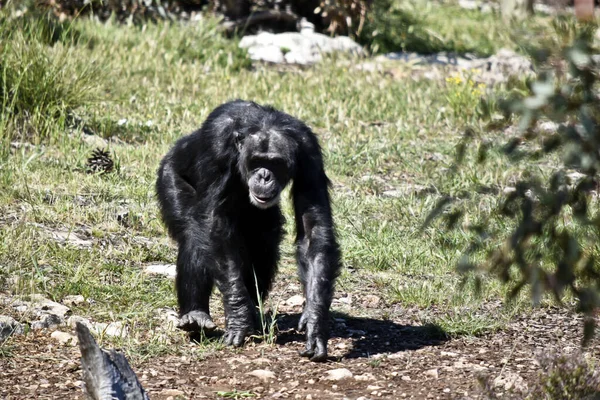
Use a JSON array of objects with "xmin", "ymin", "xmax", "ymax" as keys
[{"xmin": 1, "ymin": 269, "xmax": 597, "ymax": 399}]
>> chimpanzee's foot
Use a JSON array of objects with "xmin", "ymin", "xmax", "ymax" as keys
[{"xmin": 177, "ymin": 310, "xmax": 216, "ymax": 331}]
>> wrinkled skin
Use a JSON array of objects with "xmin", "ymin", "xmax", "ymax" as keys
[{"xmin": 156, "ymin": 100, "xmax": 341, "ymax": 361}]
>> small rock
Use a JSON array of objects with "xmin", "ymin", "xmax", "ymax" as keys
[
  {"xmin": 441, "ymin": 351, "xmax": 459, "ymax": 357},
  {"xmin": 284, "ymin": 295, "xmax": 304, "ymax": 307},
  {"xmin": 424, "ymin": 369, "xmax": 439, "ymax": 379},
  {"xmin": 31, "ymin": 313, "xmax": 64, "ymax": 330},
  {"xmin": 401, "ymin": 375, "xmax": 411, "ymax": 381},
  {"xmin": 82, "ymin": 134, "xmax": 108, "ymax": 148},
  {"xmin": 494, "ymin": 372, "xmax": 527, "ymax": 391},
  {"xmin": 354, "ymin": 373, "xmax": 375, "ymax": 381},
  {"xmin": 67, "ymin": 316, "xmax": 93, "ymax": 329},
  {"xmin": 0, "ymin": 315, "xmax": 24, "ymax": 340},
  {"xmin": 158, "ymin": 389, "xmax": 185, "ymax": 396},
  {"xmin": 367, "ymin": 385, "xmax": 382, "ymax": 391},
  {"xmin": 363, "ymin": 295, "xmax": 381, "ymax": 308},
  {"xmin": 62, "ymin": 295, "xmax": 85, "ymax": 306},
  {"xmin": 538, "ymin": 121, "xmax": 559, "ymax": 133},
  {"xmin": 334, "ymin": 295, "xmax": 352, "ymax": 305},
  {"xmin": 94, "ymin": 321, "xmax": 128, "ymax": 338},
  {"xmin": 324, "ymin": 368, "xmax": 353, "ymax": 381},
  {"xmin": 247, "ymin": 369, "xmax": 276, "ymax": 381},
  {"xmin": 143, "ymin": 263, "xmax": 176, "ymax": 279},
  {"xmin": 51, "ymin": 331, "xmax": 78, "ymax": 346},
  {"xmin": 382, "ymin": 190, "xmax": 403, "ymax": 198}
]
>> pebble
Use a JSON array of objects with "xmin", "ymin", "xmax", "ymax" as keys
[
  {"xmin": 50, "ymin": 331, "xmax": 78, "ymax": 346},
  {"xmin": 247, "ymin": 369, "xmax": 276, "ymax": 381},
  {"xmin": 324, "ymin": 368, "xmax": 353, "ymax": 380},
  {"xmin": 143, "ymin": 263, "xmax": 177, "ymax": 278}
]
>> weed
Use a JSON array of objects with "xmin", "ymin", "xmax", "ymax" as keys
[
  {"xmin": 252, "ymin": 269, "xmax": 279, "ymax": 345},
  {"xmin": 216, "ymin": 389, "xmax": 257, "ymax": 399}
]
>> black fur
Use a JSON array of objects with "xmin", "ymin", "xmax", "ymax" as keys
[{"xmin": 156, "ymin": 100, "xmax": 341, "ymax": 361}]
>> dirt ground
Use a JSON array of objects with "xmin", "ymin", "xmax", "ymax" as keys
[{"xmin": 1, "ymin": 275, "xmax": 597, "ymax": 400}]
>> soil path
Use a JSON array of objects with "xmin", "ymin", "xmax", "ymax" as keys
[{"xmin": 1, "ymin": 298, "xmax": 595, "ymax": 399}]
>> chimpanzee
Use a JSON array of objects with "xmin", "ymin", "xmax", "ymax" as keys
[{"xmin": 156, "ymin": 100, "xmax": 340, "ymax": 361}]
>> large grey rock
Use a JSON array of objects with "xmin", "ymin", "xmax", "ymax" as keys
[
  {"xmin": 31, "ymin": 313, "xmax": 64, "ymax": 330},
  {"xmin": 4, "ymin": 295, "xmax": 71, "ymax": 330},
  {"xmin": 0, "ymin": 315, "xmax": 24, "ymax": 341},
  {"xmin": 247, "ymin": 44, "xmax": 285, "ymax": 64},
  {"xmin": 239, "ymin": 30, "xmax": 364, "ymax": 65},
  {"xmin": 33, "ymin": 296, "xmax": 71, "ymax": 319}
]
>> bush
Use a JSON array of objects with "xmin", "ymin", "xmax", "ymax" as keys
[
  {"xmin": 427, "ymin": 16, "xmax": 600, "ymax": 343},
  {"xmin": 529, "ymin": 352, "xmax": 600, "ymax": 400},
  {"xmin": 0, "ymin": 6, "xmax": 103, "ymax": 152},
  {"xmin": 37, "ymin": 0, "xmax": 370, "ymax": 37}
]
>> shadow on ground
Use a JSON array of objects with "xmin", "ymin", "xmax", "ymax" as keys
[{"xmin": 276, "ymin": 312, "xmax": 449, "ymax": 359}]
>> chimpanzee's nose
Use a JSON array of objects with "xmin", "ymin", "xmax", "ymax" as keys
[{"xmin": 258, "ymin": 168, "xmax": 272, "ymax": 184}]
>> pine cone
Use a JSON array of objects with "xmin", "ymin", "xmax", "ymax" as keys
[{"xmin": 87, "ymin": 148, "xmax": 114, "ymax": 174}]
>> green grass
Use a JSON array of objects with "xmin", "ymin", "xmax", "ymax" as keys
[{"xmin": 0, "ymin": 3, "xmax": 571, "ymax": 358}]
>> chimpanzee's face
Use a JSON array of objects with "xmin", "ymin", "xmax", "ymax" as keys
[{"xmin": 236, "ymin": 129, "xmax": 295, "ymax": 209}]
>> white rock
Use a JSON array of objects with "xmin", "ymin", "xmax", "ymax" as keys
[
  {"xmin": 93, "ymin": 321, "xmax": 129, "ymax": 338},
  {"xmin": 62, "ymin": 295, "xmax": 85, "ymax": 306},
  {"xmin": 299, "ymin": 18, "xmax": 315, "ymax": 34},
  {"xmin": 538, "ymin": 121, "xmax": 559, "ymax": 133},
  {"xmin": 34, "ymin": 298, "xmax": 71, "ymax": 318},
  {"xmin": 0, "ymin": 315, "xmax": 24, "ymax": 340},
  {"xmin": 441, "ymin": 351, "xmax": 459, "ymax": 357},
  {"xmin": 51, "ymin": 331, "xmax": 78, "ymax": 346},
  {"xmin": 239, "ymin": 30, "xmax": 363, "ymax": 65},
  {"xmin": 82, "ymin": 134, "xmax": 108, "ymax": 148},
  {"xmin": 158, "ymin": 389, "xmax": 185, "ymax": 397},
  {"xmin": 67, "ymin": 315, "xmax": 93, "ymax": 329},
  {"xmin": 324, "ymin": 368, "xmax": 353, "ymax": 380},
  {"xmin": 424, "ymin": 368, "xmax": 439, "ymax": 379},
  {"xmin": 284, "ymin": 49, "xmax": 321, "ymax": 65},
  {"xmin": 143, "ymin": 263, "xmax": 177, "ymax": 279},
  {"xmin": 247, "ymin": 45, "xmax": 285, "ymax": 64},
  {"xmin": 355, "ymin": 373, "xmax": 376, "ymax": 382},
  {"xmin": 247, "ymin": 369, "xmax": 276, "ymax": 381},
  {"xmin": 284, "ymin": 295, "xmax": 304, "ymax": 307}
]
